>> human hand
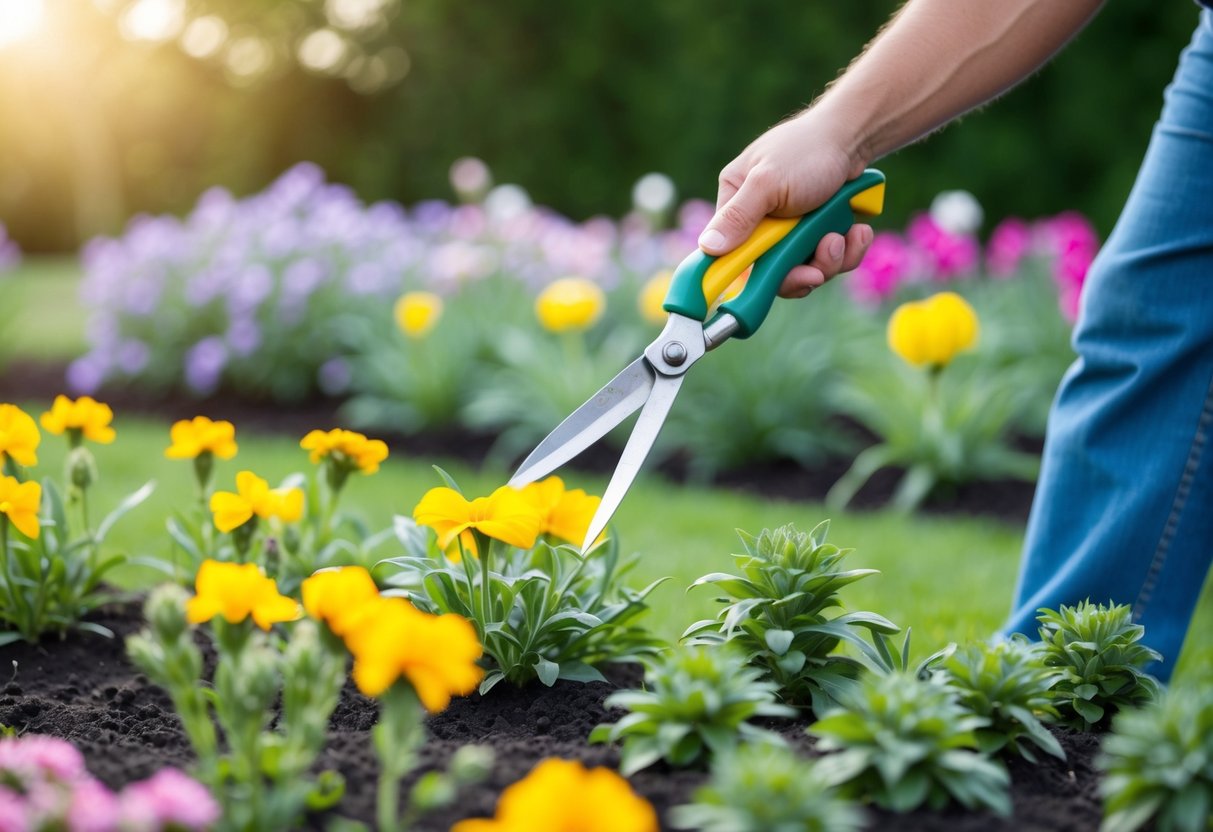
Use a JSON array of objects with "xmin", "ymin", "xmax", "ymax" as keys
[{"xmin": 698, "ymin": 113, "xmax": 873, "ymax": 298}]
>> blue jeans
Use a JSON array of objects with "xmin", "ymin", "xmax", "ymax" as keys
[{"xmin": 1004, "ymin": 11, "xmax": 1213, "ymax": 681}]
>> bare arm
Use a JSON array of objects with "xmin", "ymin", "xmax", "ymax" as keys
[{"xmin": 703, "ymin": 0, "xmax": 1106, "ymax": 297}]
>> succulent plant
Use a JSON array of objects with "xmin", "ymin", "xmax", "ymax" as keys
[
  {"xmin": 809, "ymin": 670, "xmax": 1011, "ymax": 816},
  {"xmin": 683, "ymin": 522, "xmax": 898, "ymax": 711},
  {"xmin": 589, "ymin": 645, "xmax": 795, "ymax": 776},
  {"xmin": 1036, "ymin": 601, "xmax": 1161, "ymax": 731},
  {"xmin": 942, "ymin": 638, "xmax": 1064, "ymax": 762},
  {"xmin": 669, "ymin": 743, "xmax": 866, "ymax": 832},
  {"xmin": 1098, "ymin": 684, "xmax": 1213, "ymax": 832}
]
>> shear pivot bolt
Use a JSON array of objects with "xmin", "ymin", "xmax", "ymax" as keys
[{"xmin": 662, "ymin": 342, "xmax": 687, "ymax": 366}]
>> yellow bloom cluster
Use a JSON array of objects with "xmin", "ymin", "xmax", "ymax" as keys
[
  {"xmin": 186, "ymin": 560, "xmax": 301, "ymax": 630},
  {"xmin": 638, "ymin": 270, "xmax": 672, "ymax": 325},
  {"xmin": 453, "ymin": 758, "xmax": 658, "ymax": 832},
  {"xmin": 165, "ymin": 416, "xmax": 238, "ymax": 460},
  {"xmin": 535, "ymin": 277, "xmax": 605, "ymax": 333},
  {"xmin": 394, "ymin": 291, "xmax": 444, "ymax": 339},
  {"xmin": 39, "ymin": 396, "xmax": 116, "ymax": 445},
  {"xmin": 0, "ymin": 475, "xmax": 41, "ymax": 539},
  {"xmin": 521, "ymin": 476, "xmax": 602, "ymax": 546},
  {"xmin": 300, "ymin": 429, "xmax": 389, "ymax": 475},
  {"xmin": 301, "ymin": 566, "xmax": 484, "ymax": 711},
  {"xmin": 887, "ymin": 291, "xmax": 980, "ymax": 369},
  {"xmin": 209, "ymin": 471, "xmax": 304, "ymax": 533},
  {"xmin": 0, "ymin": 404, "xmax": 40, "ymax": 467}
]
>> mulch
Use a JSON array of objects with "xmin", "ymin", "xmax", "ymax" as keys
[{"xmin": 0, "ymin": 604, "xmax": 1104, "ymax": 831}]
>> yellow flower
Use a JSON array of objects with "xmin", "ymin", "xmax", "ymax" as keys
[
  {"xmin": 521, "ymin": 477, "xmax": 602, "ymax": 546},
  {"xmin": 39, "ymin": 396, "xmax": 115, "ymax": 445},
  {"xmin": 342, "ymin": 596, "xmax": 484, "ymax": 710},
  {"xmin": 413, "ymin": 485, "xmax": 542, "ymax": 550},
  {"xmin": 445, "ymin": 530, "xmax": 479, "ymax": 563},
  {"xmin": 209, "ymin": 471, "xmax": 305, "ymax": 533},
  {"xmin": 887, "ymin": 291, "xmax": 980, "ymax": 369},
  {"xmin": 394, "ymin": 291, "xmax": 444, "ymax": 339},
  {"xmin": 0, "ymin": 404, "xmax": 40, "ymax": 467},
  {"xmin": 301, "ymin": 566, "xmax": 382, "ymax": 637},
  {"xmin": 535, "ymin": 277, "xmax": 605, "ymax": 333},
  {"xmin": 452, "ymin": 758, "xmax": 658, "ymax": 832},
  {"xmin": 300, "ymin": 428, "xmax": 389, "ymax": 475},
  {"xmin": 638, "ymin": 270, "xmax": 672, "ymax": 325},
  {"xmin": 165, "ymin": 416, "xmax": 238, "ymax": 460},
  {"xmin": 0, "ymin": 475, "xmax": 41, "ymax": 539},
  {"xmin": 185, "ymin": 559, "xmax": 301, "ymax": 630}
]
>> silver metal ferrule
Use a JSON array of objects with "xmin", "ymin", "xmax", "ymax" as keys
[{"xmin": 703, "ymin": 313, "xmax": 740, "ymax": 351}]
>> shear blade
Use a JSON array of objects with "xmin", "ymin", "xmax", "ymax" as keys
[{"xmin": 508, "ymin": 356, "xmax": 655, "ymax": 488}]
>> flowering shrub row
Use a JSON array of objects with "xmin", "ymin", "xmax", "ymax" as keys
[{"xmin": 65, "ymin": 164, "xmax": 1092, "ymax": 496}]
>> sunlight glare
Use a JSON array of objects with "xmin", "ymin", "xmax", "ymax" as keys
[
  {"xmin": 119, "ymin": 0, "xmax": 185, "ymax": 42},
  {"xmin": 180, "ymin": 15, "xmax": 227, "ymax": 59},
  {"xmin": 0, "ymin": 0, "xmax": 46, "ymax": 49},
  {"xmin": 325, "ymin": 0, "xmax": 389, "ymax": 31},
  {"xmin": 298, "ymin": 28, "xmax": 345, "ymax": 73}
]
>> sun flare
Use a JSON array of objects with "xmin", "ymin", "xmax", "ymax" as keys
[{"xmin": 0, "ymin": 0, "xmax": 45, "ymax": 48}]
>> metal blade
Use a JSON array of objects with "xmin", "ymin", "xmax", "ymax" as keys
[
  {"xmin": 581, "ymin": 374, "xmax": 684, "ymax": 552},
  {"xmin": 508, "ymin": 357, "xmax": 655, "ymax": 488}
]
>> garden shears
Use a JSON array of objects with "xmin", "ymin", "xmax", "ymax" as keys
[{"xmin": 509, "ymin": 169, "xmax": 887, "ymax": 551}]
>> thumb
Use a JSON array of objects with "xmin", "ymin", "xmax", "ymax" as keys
[{"xmin": 698, "ymin": 173, "xmax": 774, "ymax": 256}]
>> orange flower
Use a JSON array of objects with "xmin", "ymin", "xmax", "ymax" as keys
[
  {"xmin": 209, "ymin": 471, "xmax": 304, "ymax": 533},
  {"xmin": 185, "ymin": 560, "xmax": 301, "ymax": 630},
  {"xmin": 521, "ymin": 477, "xmax": 603, "ymax": 546},
  {"xmin": 413, "ymin": 485, "xmax": 542, "ymax": 550},
  {"xmin": 39, "ymin": 396, "xmax": 116, "ymax": 445},
  {"xmin": 165, "ymin": 416, "xmax": 238, "ymax": 460}
]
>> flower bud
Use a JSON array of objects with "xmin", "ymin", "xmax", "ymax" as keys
[
  {"xmin": 67, "ymin": 446, "xmax": 97, "ymax": 492},
  {"xmin": 240, "ymin": 644, "xmax": 281, "ymax": 709},
  {"xmin": 448, "ymin": 745, "xmax": 494, "ymax": 784},
  {"xmin": 410, "ymin": 771, "xmax": 457, "ymax": 812},
  {"xmin": 145, "ymin": 584, "xmax": 190, "ymax": 642}
]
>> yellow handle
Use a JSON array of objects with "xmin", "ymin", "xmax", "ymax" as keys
[{"xmin": 700, "ymin": 217, "xmax": 799, "ymax": 308}]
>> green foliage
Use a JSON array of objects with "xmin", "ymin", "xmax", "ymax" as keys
[
  {"xmin": 127, "ymin": 587, "xmax": 347, "ymax": 832},
  {"xmin": 683, "ymin": 521, "xmax": 898, "ymax": 711},
  {"xmin": 1036, "ymin": 601, "xmax": 1162, "ymax": 731},
  {"xmin": 827, "ymin": 354, "xmax": 1040, "ymax": 511},
  {"xmin": 1097, "ymin": 683, "xmax": 1213, "ymax": 832},
  {"xmin": 379, "ymin": 514, "xmax": 666, "ymax": 692},
  {"xmin": 942, "ymin": 638, "xmax": 1064, "ymax": 762},
  {"xmin": 0, "ymin": 456, "xmax": 154, "ymax": 645},
  {"xmin": 809, "ymin": 671, "xmax": 1011, "ymax": 816},
  {"xmin": 668, "ymin": 743, "xmax": 866, "ymax": 832},
  {"xmin": 590, "ymin": 645, "xmax": 795, "ymax": 775}
]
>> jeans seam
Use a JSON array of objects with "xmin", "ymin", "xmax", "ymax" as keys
[{"xmin": 1133, "ymin": 367, "xmax": 1213, "ymax": 621}]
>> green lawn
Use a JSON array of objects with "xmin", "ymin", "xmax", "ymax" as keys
[
  {"xmin": 22, "ymin": 411, "xmax": 1212, "ymax": 683},
  {"xmin": 4, "ymin": 257, "xmax": 88, "ymax": 362}
]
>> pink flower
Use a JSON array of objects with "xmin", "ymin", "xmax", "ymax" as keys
[
  {"xmin": 66, "ymin": 778, "xmax": 120, "ymax": 832},
  {"xmin": 985, "ymin": 217, "xmax": 1031, "ymax": 277},
  {"xmin": 907, "ymin": 213, "xmax": 979, "ymax": 281},
  {"xmin": 118, "ymin": 769, "xmax": 219, "ymax": 832},
  {"xmin": 0, "ymin": 787, "xmax": 29, "ymax": 832},
  {"xmin": 847, "ymin": 232, "xmax": 914, "ymax": 305},
  {"xmin": 1037, "ymin": 211, "xmax": 1100, "ymax": 321}
]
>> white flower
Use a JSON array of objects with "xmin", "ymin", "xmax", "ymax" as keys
[
  {"xmin": 929, "ymin": 190, "xmax": 984, "ymax": 235},
  {"xmin": 632, "ymin": 172, "xmax": 677, "ymax": 215}
]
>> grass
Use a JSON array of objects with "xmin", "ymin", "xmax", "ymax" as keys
[
  {"xmin": 22, "ymin": 411, "xmax": 1212, "ymax": 682},
  {"xmin": 4, "ymin": 257, "xmax": 87, "ymax": 362}
]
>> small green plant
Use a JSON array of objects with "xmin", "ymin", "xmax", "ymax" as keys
[
  {"xmin": 683, "ymin": 522, "xmax": 898, "ymax": 711},
  {"xmin": 809, "ymin": 670, "xmax": 1011, "ymax": 816},
  {"xmin": 942, "ymin": 638, "xmax": 1064, "ymax": 762},
  {"xmin": 127, "ymin": 581, "xmax": 346, "ymax": 832},
  {"xmin": 380, "ymin": 474, "xmax": 666, "ymax": 693},
  {"xmin": 0, "ymin": 400, "xmax": 154, "ymax": 646},
  {"xmin": 590, "ymin": 645, "xmax": 795, "ymax": 776},
  {"xmin": 1036, "ymin": 601, "xmax": 1161, "ymax": 731},
  {"xmin": 1097, "ymin": 683, "xmax": 1213, "ymax": 832},
  {"xmin": 668, "ymin": 743, "xmax": 866, "ymax": 832}
]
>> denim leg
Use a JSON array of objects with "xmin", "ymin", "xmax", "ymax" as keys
[{"xmin": 1004, "ymin": 12, "xmax": 1213, "ymax": 680}]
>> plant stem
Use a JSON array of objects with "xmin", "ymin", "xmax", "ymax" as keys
[{"xmin": 375, "ymin": 685, "xmax": 424, "ymax": 832}]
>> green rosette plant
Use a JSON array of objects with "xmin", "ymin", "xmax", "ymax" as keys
[
  {"xmin": 809, "ymin": 670, "xmax": 1012, "ymax": 816},
  {"xmin": 590, "ymin": 645, "xmax": 796, "ymax": 776},
  {"xmin": 379, "ymin": 471, "xmax": 666, "ymax": 693},
  {"xmin": 0, "ymin": 399, "xmax": 154, "ymax": 645},
  {"xmin": 669, "ymin": 743, "xmax": 866, "ymax": 832},
  {"xmin": 1097, "ymin": 683, "xmax": 1213, "ymax": 832},
  {"xmin": 683, "ymin": 522, "xmax": 898, "ymax": 711},
  {"xmin": 942, "ymin": 638, "xmax": 1064, "ymax": 762},
  {"xmin": 1036, "ymin": 600, "xmax": 1161, "ymax": 731}
]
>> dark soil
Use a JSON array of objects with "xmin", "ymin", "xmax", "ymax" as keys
[
  {"xmin": 0, "ymin": 359, "xmax": 1038, "ymax": 524},
  {"xmin": 0, "ymin": 604, "xmax": 1103, "ymax": 831}
]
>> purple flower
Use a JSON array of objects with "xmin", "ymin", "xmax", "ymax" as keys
[
  {"xmin": 116, "ymin": 340, "xmax": 151, "ymax": 375},
  {"xmin": 677, "ymin": 199, "xmax": 714, "ymax": 236},
  {"xmin": 907, "ymin": 213, "xmax": 979, "ymax": 281},
  {"xmin": 67, "ymin": 353, "xmax": 110, "ymax": 394},
  {"xmin": 318, "ymin": 358, "xmax": 351, "ymax": 396},
  {"xmin": 118, "ymin": 768, "xmax": 219, "ymax": 832},
  {"xmin": 986, "ymin": 217, "xmax": 1032, "ymax": 277},
  {"xmin": 225, "ymin": 317, "xmax": 262, "ymax": 357},
  {"xmin": 847, "ymin": 232, "xmax": 914, "ymax": 305},
  {"xmin": 0, "ymin": 222, "xmax": 20, "ymax": 273},
  {"xmin": 184, "ymin": 337, "xmax": 228, "ymax": 394}
]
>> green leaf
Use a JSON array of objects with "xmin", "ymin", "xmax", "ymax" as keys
[
  {"xmin": 96, "ymin": 480, "xmax": 155, "ymax": 542},
  {"xmin": 534, "ymin": 658, "xmax": 559, "ymax": 687},
  {"xmin": 431, "ymin": 466, "xmax": 462, "ymax": 493},
  {"xmin": 1073, "ymin": 698, "xmax": 1105, "ymax": 725},
  {"xmin": 764, "ymin": 628, "xmax": 794, "ymax": 656},
  {"xmin": 557, "ymin": 662, "xmax": 607, "ymax": 684}
]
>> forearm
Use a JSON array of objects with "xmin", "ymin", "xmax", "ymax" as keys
[{"xmin": 814, "ymin": 0, "xmax": 1105, "ymax": 170}]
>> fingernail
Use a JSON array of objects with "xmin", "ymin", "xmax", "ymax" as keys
[
  {"xmin": 699, "ymin": 228, "xmax": 725, "ymax": 251},
  {"xmin": 863, "ymin": 226, "xmax": 874, "ymax": 245},
  {"xmin": 829, "ymin": 236, "xmax": 844, "ymax": 260}
]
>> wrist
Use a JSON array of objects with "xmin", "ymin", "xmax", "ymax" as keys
[{"xmin": 802, "ymin": 93, "xmax": 877, "ymax": 177}]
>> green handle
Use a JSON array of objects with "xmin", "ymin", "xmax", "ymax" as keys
[{"xmin": 663, "ymin": 168, "xmax": 886, "ymax": 338}]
